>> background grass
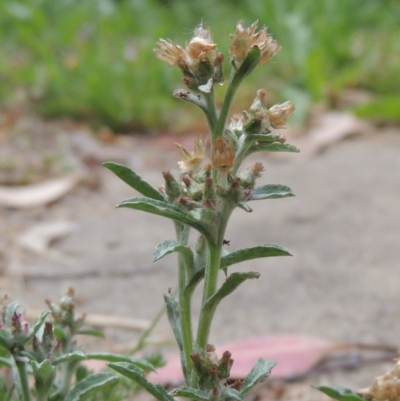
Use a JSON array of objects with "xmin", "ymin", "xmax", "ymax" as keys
[{"xmin": 1, "ymin": 0, "xmax": 399, "ymax": 131}]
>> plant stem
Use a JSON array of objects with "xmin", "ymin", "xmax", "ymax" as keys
[
  {"xmin": 195, "ymin": 205, "xmax": 232, "ymax": 351},
  {"xmin": 175, "ymin": 223, "xmax": 193, "ymax": 383},
  {"xmin": 232, "ymin": 135, "xmax": 254, "ymax": 174},
  {"xmin": 15, "ymin": 360, "xmax": 31, "ymax": 401},
  {"xmin": 202, "ymin": 91, "xmax": 218, "ymax": 140}
]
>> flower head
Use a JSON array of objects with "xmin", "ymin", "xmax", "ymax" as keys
[
  {"xmin": 154, "ymin": 24, "xmax": 221, "ymax": 89},
  {"xmin": 176, "ymin": 136, "xmax": 205, "ymax": 174},
  {"xmin": 211, "ymin": 137, "xmax": 236, "ymax": 172},
  {"xmin": 229, "ymin": 20, "xmax": 281, "ymax": 67},
  {"xmin": 153, "ymin": 39, "xmax": 186, "ymax": 67},
  {"xmin": 267, "ymin": 101, "xmax": 295, "ymax": 129}
]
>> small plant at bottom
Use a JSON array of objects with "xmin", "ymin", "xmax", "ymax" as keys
[
  {"xmin": 0, "ymin": 288, "xmax": 160, "ymax": 401},
  {"xmin": 104, "ymin": 20, "xmax": 299, "ymax": 400}
]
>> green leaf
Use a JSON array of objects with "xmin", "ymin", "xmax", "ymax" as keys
[
  {"xmin": 221, "ymin": 244, "xmax": 292, "ymax": 270},
  {"xmin": 203, "ymin": 272, "xmax": 259, "ymax": 316},
  {"xmin": 76, "ymin": 328, "xmax": 105, "ymax": 338},
  {"xmin": 28, "ymin": 310, "xmax": 51, "ymax": 340},
  {"xmin": 187, "ymin": 208, "xmax": 216, "ymax": 225},
  {"xmin": 52, "ymin": 350, "xmax": 86, "ymax": 366},
  {"xmin": 85, "ymin": 353, "xmax": 155, "ymax": 371},
  {"xmin": 0, "ymin": 329, "xmax": 14, "ymax": 350},
  {"xmin": 314, "ymin": 386, "xmax": 367, "ymax": 401},
  {"xmin": 221, "ymin": 387, "xmax": 244, "ymax": 401},
  {"xmin": 164, "ymin": 294, "xmax": 189, "ymax": 383},
  {"xmin": 153, "ymin": 240, "xmax": 193, "ymax": 264},
  {"xmin": 4, "ymin": 301, "xmax": 19, "ymax": 326},
  {"xmin": 31, "ymin": 359, "xmax": 56, "ymax": 400},
  {"xmin": 108, "ymin": 362, "xmax": 175, "ymax": 401},
  {"xmin": 0, "ymin": 356, "xmax": 12, "ymax": 367},
  {"xmin": 103, "ymin": 162, "xmax": 164, "ymax": 201},
  {"xmin": 250, "ymin": 184, "xmax": 294, "ymax": 200},
  {"xmin": 253, "ymin": 142, "xmax": 299, "ymax": 153},
  {"xmin": 235, "ymin": 201, "xmax": 253, "ymax": 213},
  {"xmin": 185, "ymin": 244, "xmax": 291, "ymax": 299},
  {"xmin": 119, "ymin": 197, "xmax": 213, "ymax": 240},
  {"xmin": 240, "ymin": 358, "xmax": 276, "ymax": 395},
  {"xmin": 64, "ymin": 372, "xmax": 118, "ymax": 401},
  {"xmin": 172, "ymin": 386, "xmax": 211, "ymax": 401}
]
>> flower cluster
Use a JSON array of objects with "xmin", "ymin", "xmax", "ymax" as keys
[
  {"xmin": 229, "ymin": 20, "xmax": 281, "ymax": 67},
  {"xmin": 154, "ymin": 24, "xmax": 224, "ymax": 91}
]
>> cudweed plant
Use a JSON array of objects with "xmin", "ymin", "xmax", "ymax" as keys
[
  {"xmin": 0, "ymin": 288, "xmax": 159, "ymax": 401},
  {"xmin": 104, "ymin": 20, "xmax": 300, "ymax": 401}
]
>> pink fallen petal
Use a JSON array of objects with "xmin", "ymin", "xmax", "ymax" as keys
[{"xmin": 149, "ymin": 335, "xmax": 335, "ymax": 384}]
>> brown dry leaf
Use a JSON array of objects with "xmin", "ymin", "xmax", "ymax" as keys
[
  {"xmin": 0, "ymin": 173, "xmax": 82, "ymax": 209},
  {"xmin": 17, "ymin": 220, "xmax": 78, "ymax": 255}
]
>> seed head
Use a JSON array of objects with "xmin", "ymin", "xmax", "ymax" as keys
[
  {"xmin": 267, "ymin": 101, "xmax": 295, "ymax": 129},
  {"xmin": 211, "ymin": 137, "xmax": 236, "ymax": 172},
  {"xmin": 229, "ymin": 20, "xmax": 281, "ymax": 68}
]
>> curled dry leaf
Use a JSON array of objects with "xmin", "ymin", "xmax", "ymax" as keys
[
  {"xmin": 18, "ymin": 220, "xmax": 79, "ymax": 255},
  {"xmin": 0, "ymin": 173, "xmax": 83, "ymax": 209}
]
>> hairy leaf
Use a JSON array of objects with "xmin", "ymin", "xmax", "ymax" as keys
[
  {"xmin": 221, "ymin": 387, "xmax": 244, "ymax": 401},
  {"xmin": 28, "ymin": 310, "xmax": 52, "ymax": 340},
  {"xmin": 85, "ymin": 353, "xmax": 155, "ymax": 371},
  {"xmin": 31, "ymin": 359, "xmax": 56, "ymax": 399},
  {"xmin": 250, "ymin": 185, "xmax": 294, "ymax": 201},
  {"xmin": 253, "ymin": 142, "xmax": 299, "ymax": 153},
  {"xmin": 0, "ymin": 329, "xmax": 14, "ymax": 350},
  {"xmin": 203, "ymin": 272, "xmax": 259, "ymax": 316},
  {"xmin": 108, "ymin": 362, "xmax": 174, "ymax": 401},
  {"xmin": 52, "ymin": 350, "xmax": 86, "ymax": 366},
  {"xmin": 232, "ymin": 47, "xmax": 261, "ymax": 83},
  {"xmin": 76, "ymin": 328, "xmax": 105, "ymax": 338},
  {"xmin": 154, "ymin": 240, "xmax": 193, "ymax": 264},
  {"xmin": 4, "ymin": 301, "xmax": 19, "ymax": 327},
  {"xmin": 221, "ymin": 244, "xmax": 292, "ymax": 269},
  {"xmin": 118, "ymin": 197, "xmax": 212, "ymax": 239},
  {"xmin": 103, "ymin": 162, "xmax": 163, "ymax": 200},
  {"xmin": 164, "ymin": 294, "xmax": 189, "ymax": 383},
  {"xmin": 315, "ymin": 386, "xmax": 367, "ymax": 401},
  {"xmin": 240, "ymin": 358, "xmax": 276, "ymax": 395},
  {"xmin": 172, "ymin": 386, "xmax": 211, "ymax": 401},
  {"xmin": 64, "ymin": 372, "xmax": 118, "ymax": 401}
]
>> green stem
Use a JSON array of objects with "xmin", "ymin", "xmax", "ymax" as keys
[
  {"xmin": 203, "ymin": 91, "xmax": 218, "ymax": 137},
  {"xmin": 232, "ymin": 135, "xmax": 254, "ymax": 174},
  {"xmin": 15, "ymin": 360, "xmax": 31, "ymax": 401},
  {"xmin": 195, "ymin": 242, "xmax": 221, "ymax": 351},
  {"xmin": 214, "ymin": 76, "xmax": 239, "ymax": 139},
  {"xmin": 195, "ymin": 205, "xmax": 232, "ymax": 350},
  {"xmin": 175, "ymin": 223, "xmax": 193, "ymax": 384}
]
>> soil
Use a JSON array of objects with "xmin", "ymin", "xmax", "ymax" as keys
[{"xmin": 1, "ymin": 116, "xmax": 400, "ymax": 400}]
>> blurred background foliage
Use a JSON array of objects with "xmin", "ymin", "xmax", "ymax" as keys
[{"xmin": 0, "ymin": 0, "xmax": 399, "ymax": 132}]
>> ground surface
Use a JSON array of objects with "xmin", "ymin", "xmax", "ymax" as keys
[{"xmin": 1, "ymin": 117, "xmax": 400, "ymax": 400}]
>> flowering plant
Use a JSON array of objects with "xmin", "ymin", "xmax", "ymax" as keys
[{"xmin": 104, "ymin": 20, "xmax": 298, "ymax": 400}]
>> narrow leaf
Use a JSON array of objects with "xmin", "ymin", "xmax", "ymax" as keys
[
  {"xmin": 4, "ymin": 301, "xmax": 19, "ymax": 326},
  {"xmin": 119, "ymin": 197, "xmax": 213, "ymax": 240},
  {"xmin": 85, "ymin": 353, "xmax": 155, "ymax": 371},
  {"xmin": 185, "ymin": 244, "xmax": 291, "ymax": 299},
  {"xmin": 108, "ymin": 362, "xmax": 175, "ymax": 401},
  {"xmin": 164, "ymin": 294, "xmax": 189, "ymax": 383},
  {"xmin": 28, "ymin": 310, "xmax": 52, "ymax": 340},
  {"xmin": 221, "ymin": 244, "xmax": 292, "ymax": 270},
  {"xmin": 76, "ymin": 328, "xmax": 105, "ymax": 338},
  {"xmin": 64, "ymin": 372, "xmax": 118, "ymax": 401},
  {"xmin": 253, "ymin": 142, "xmax": 299, "ymax": 153},
  {"xmin": 250, "ymin": 185, "xmax": 294, "ymax": 201},
  {"xmin": 221, "ymin": 387, "xmax": 244, "ymax": 401},
  {"xmin": 240, "ymin": 358, "xmax": 276, "ymax": 395},
  {"xmin": 203, "ymin": 272, "xmax": 259, "ymax": 316},
  {"xmin": 153, "ymin": 240, "xmax": 193, "ymax": 264},
  {"xmin": 172, "ymin": 387, "xmax": 211, "ymax": 401},
  {"xmin": 31, "ymin": 359, "xmax": 56, "ymax": 399},
  {"xmin": 52, "ymin": 350, "xmax": 86, "ymax": 366},
  {"xmin": 0, "ymin": 329, "xmax": 14, "ymax": 349},
  {"xmin": 235, "ymin": 201, "xmax": 252, "ymax": 212},
  {"xmin": 315, "ymin": 386, "xmax": 367, "ymax": 401},
  {"xmin": 103, "ymin": 162, "xmax": 163, "ymax": 201}
]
